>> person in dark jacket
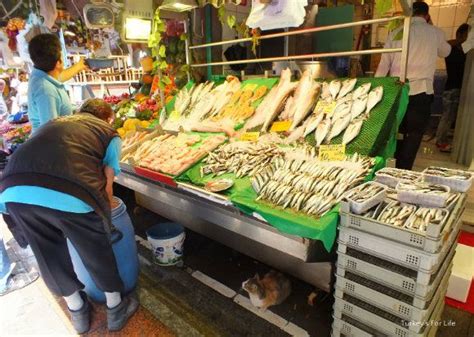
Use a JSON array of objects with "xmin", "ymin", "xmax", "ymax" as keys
[
  {"xmin": 0, "ymin": 99, "xmax": 138, "ymax": 334},
  {"xmin": 436, "ymin": 23, "xmax": 471, "ymax": 152}
]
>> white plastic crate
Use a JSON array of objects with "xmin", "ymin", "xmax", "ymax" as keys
[
  {"xmin": 334, "ymin": 264, "xmax": 450, "ymax": 318},
  {"xmin": 338, "ymin": 218, "xmax": 460, "ymax": 272},
  {"xmin": 333, "ymin": 290, "xmax": 445, "ymax": 337},
  {"xmin": 375, "ymin": 168, "xmax": 423, "ymax": 188},
  {"xmin": 339, "ymin": 195, "xmax": 465, "ymax": 253},
  {"xmin": 344, "ymin": 182, "xmax": 387, "ymax": 215},
  {"xmin": 422, "ymin": 167, "xmax": 473, "ymax": 193},
  {"xmin": 396, "ymin": 182, "xmax": 451, "ymax": 208},
  {"xmin": 336, "ymin": 244, "xmax": 456, "ymax": 298}
]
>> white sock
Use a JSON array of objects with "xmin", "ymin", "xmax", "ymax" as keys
[
  {"xmin": 64, "ymin": 291, "xmax": 84, "ymax": 311},
  {"xmin": 105, "ymin": 292, "xmax": 121, "ymax": 309}
]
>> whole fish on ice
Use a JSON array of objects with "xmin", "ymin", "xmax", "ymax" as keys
[
  {"xmin": 329, "ymin": 80, "xmax": 341, "ymax": 100},
  {"xmin": 366, "ymin": 86, "xmax": 384, "ymax": 114},
  {"xmin": 337, "ymin": 78, "xmax": 357, "ymax": 99},
  {"xmin": 290, "ymin": 76, "xmax": 321, "ymax": 130},
  {"xmin": 342, "ymin": 120, "xmax": 364, "ymax": 145},
  {"xmin": 327, "ymin": 114, "xmax": 352, "ymax": 143},
  {"xmin": 303, "ymin": 112, "xmax": 325, "ymax": 137},
  {"xmin": 320, "ymin": 82, "xmax": 331, "ymax": 101},
  {"xmin": 352, "ymin": 83, "xmax": 371, "ymax": 100},
  {"xmin": 315, "ymin": 119, "xmax": 331, "ymax": 147},
  {"xmin": 351, "ymin": 95, "xmax": 368, "ymax": 120},
  {"xmin": 332, "ymin": 101, "xmax": 352, "ymax": 121}
]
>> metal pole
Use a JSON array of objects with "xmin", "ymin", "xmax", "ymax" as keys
[
  {"xmin": 205, "ymin": 6, "xmax": 212, "ymax": 80},
  {"xmin": 184, "ymin": 18, "xmax": 191, "ymax": 82},
  {"xmin": 190, "ymin": 48, "xmax": 402, "ymax": 68},
  {"xmin": 399, "ymin": 14, "xmax": 412, "ymax": 83},
  {"xmin": 189, "ymin": 16, "xmax": 405, "ymax": 50},
  {"xmin": 284, "ymin": 28, "xmax": 289, "ymax": 57}
]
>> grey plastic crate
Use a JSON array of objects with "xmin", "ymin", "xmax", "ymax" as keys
[
  {"xmin": 334, "ymin": 265, "xmax": 450, "ymax": 318},
  {"xmin": 336, "ymin": 244, "xmax": 456, "ymax": 298},
  {"xmin": 338, "ymin": 218, "xmax": 460, "ymax": 273},
  {"xmin": 339, "ymin": 195, "xmax": 465, "ymax": 253},
  {"xmin": 333, "ymin": 290, "xmax": 445, "ymax": 337}
]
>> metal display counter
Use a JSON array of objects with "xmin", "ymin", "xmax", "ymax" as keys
[{"xmin": 115, "ymin": 170, "xmax": 334, "ymax": 292}]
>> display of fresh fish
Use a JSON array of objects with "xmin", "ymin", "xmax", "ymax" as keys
[
  {"xmin": 320, "ymin": 82, "xmax": 331, "ymax": 101},
  {"xmin": 337, "ymin": 78, "xmax": 357, "ymax": 99},
  {"xmin": 332, "ymin": 101, "xmax": 352, "ymax": 121},
  {"xmin": 366, "ymin": 86, "xmax": 384, "ymax": 114},
  {"xmin": 342, "ymin": 120, "xmax": 364, "ymax": 145},
  {"xmin": 335, "ymin": 93, "xmax": 353, "ymax": 109},
  {"xmin": 352, "ymin": 83, "xmax": 371, "ymax": 100},
  {"xmin": 290, "ymin": 79, "xmax": 321, "ymax": 130},
  {"xmin": 303, "ymin": 112, "xmax": 325, "ymax": 137},
  {"xmin": 351, "ymin": 95, "xmax": 368, "ymax": 120},
  {"xmin": 329, "ymin": 80, "xmax": 341, "ymax": 100},
  {"xmin": 327, "ymin": 114, "xmax": 351, "ymax": 143},
  {"xmin": 315, "ymin": 119, "xmax": 331, "ymax": 147},
  {"xmin": 261, "ymin": 80, "xmax": 298, "ymax": 131}
]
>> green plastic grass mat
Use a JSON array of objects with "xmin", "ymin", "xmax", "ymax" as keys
[{"xmin": 177, "ymin": 155, "xmax": 385, "ymax": 252}]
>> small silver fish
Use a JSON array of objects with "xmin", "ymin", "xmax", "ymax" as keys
[
  {"xmin": 329, "ymin": 80, "xmax": 341, "ymax": 100},
  {"xmin": 352, "ymin": 83, "xmax": 371, "ymax": 100},
  {"xmin": 315, "ymin": 119, "xmax": 331, "ymax": 147},
  {"xmin": 337, "ymin": 78, "xmax": 357, "ymax": 100},
  {"xmin": 366, "ymin": 86, "xmax": 383, "ymax": 114},
  {"xmin": 342, "ymin": 120, "xmax": 364, "ymax": 145}
]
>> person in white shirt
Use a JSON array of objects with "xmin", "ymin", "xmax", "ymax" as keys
[
  {"xmin": 376, "ymin": 1, "xmax": 451, "ymax": 169},
  {"xmin": 0, "ymin": 80, "xmax": 8, "ymax": 119}
]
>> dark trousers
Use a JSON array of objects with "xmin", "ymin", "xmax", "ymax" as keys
[
  {"xmin": 395, "ymin": 93, "xmax": 433, "ymax": 170},
  {"xmin": 7, "ymin": 203, "xmax": 124, "ymax": 297}
]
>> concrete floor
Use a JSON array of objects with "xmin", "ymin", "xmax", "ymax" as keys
[{"xmin": 0, "ymin": 139, "xmax": 473, "ymax": 336}]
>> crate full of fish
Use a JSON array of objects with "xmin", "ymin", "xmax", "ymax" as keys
[
  {"xmin": 396, "ymin": 181, "xmax": 451, "ymax": 208},
  {"xmin": 339, "ymin": 196, "xmax": 461, "ymax": 253},
  {"xmin": 336, "ymin": 244, "xmax": 456, "ymax": 298},
  {"xmin": 333, "ymin": 292, "xmax": 445, "ymax": 337},
  {"xmin": 338, "ymin": 219, "xmax": 460, "ymax": 272},
  {"xmin": 422, "ymin": 166, "xmax": 473, "ymax": 193},
  {"xmin": 343, "ymin": 181, "xmax": 387, "ymax": 215},
  {"xmin": 335, "ymin": 259, "xmax": 452, "ymax": 312},
  {"xmin": 375, "ymin": 168, "xmax": 423, "ymax": 188}
]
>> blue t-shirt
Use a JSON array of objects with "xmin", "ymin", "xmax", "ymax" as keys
[
  {"xmin": 28, "ymin": 68, "xmax": 72, "ymax": 132},
  {"xmin": 0, "ymin": 137, "xmax": 122, "ymax": 213}
]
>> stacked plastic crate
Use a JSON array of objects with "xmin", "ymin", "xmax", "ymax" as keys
[{"xmin": 331, "ymin": 167, "xmax": 471, "ymax": 337}]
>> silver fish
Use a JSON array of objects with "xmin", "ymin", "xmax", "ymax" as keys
[
  {"xmin": 351, "ymin": 95, "xmax": 368, "ymax": 120},
  {"xmin": 321, "ymin": 82, "xmax": 331, "ymax": 100},
  {"xmin": 366, "ymin": 86, "xmax": 383, "ymax": 114},
  {"xmin": 352, "ymin": 83, "xmax": 371, "ymax": 100},
  {"xmin": 329, "ymin": 80, "xmax": 341, "ymax": 100},
  {"xmin": 335, "ymin": 93, "xmax": 353, "ymax": 109},
  {"xmin": 327, "ymin": 114, "xmax": 352, "ymax": 143},
  {"xmin": 303, "ymin": 112, "xmax": 325, "ymax": 137},
  {"xmin": 332, "ymin": 101, "xmax": 352, "ymax": 121},
  {"xmin": 342, "ymin": 120, "xmax": 364, "ymax": 145},
  {"xmin": 315, "ymin": 119, "xmax": 331, "ymax": 147},
  {"xmin": 337, "ymin": 78, "xmax": 357, "ymax": 100}
]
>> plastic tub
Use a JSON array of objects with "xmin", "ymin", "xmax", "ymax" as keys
[
  {"xmin": 146, "ymin": 222, "xmax": 185, "ymax": 266},
  {"xmin": 67, "ymin": 197, "xmax": 139, "ymax": 302}
]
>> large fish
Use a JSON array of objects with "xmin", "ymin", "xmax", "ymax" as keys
[
  {"xmin": 352, "ymin": 83, "xmax": 371, "ymax": 100},
  {"xmin": 320, "ymin": 82, "xmax": 331, "ymax": 101},
  {"xmin": 261, "ymin": 77, "xmax": 298, "ymax": 132},
  {"xmin": 327, "ymin": 114, "xmax": 352, "ymax": 143},
  {"xmin": 315, "ymin": 119, "xmax": 331, "ymax": 147},
  {"xmin": 335, "ymin": 93, "xmax": 353, "ymax": 109},
  {"xmin": 303, "ymin": 112, "xmax": 325, "ymax": 137},
  {"xmin": 332, "ymin": 101, "xmax": 352, "ymax": 121},
  {"xmin": 337, "ymin": 78, "xmax": 357, "ymax": 100},
  {"xmin": 366, "ymin": 86, "xmax": 384, "ymax": 114},
  {"xmin": 290, "ymin": 78, "xmax": 321, "ymax": 130},
  {"xmin": 244, "ymin": 68, "xmax": 295, "ymax": 130},
  {"xmin": 329, "ymin": 80, "xmax": 341, "ymax": 100},
  {"xmin": 351, "ymin": 95, "xmax": 368, "ymax": 120},
  {"xmin": 342, "ymin": 120, "xmax": 364, "ymax": 145}
]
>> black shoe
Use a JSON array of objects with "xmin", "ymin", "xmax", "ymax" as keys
[
  {"xmin": 107, "ymin": 293, "xmax": 139, "ymax": 331},
  {"xmin": 68, "ymin": 292, "xmax": 91, "ymax": 334}
]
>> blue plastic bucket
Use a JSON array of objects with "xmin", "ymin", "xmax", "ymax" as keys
[
  {"xmin": 67, "ymin": 197, "xmax": 139, "ymax": 302},
  {"xmin": 146, "ymin": 223, "xmax": 185, "ymax": 266}
]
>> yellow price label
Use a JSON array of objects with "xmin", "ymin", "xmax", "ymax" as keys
[
  {"xmin": 240, "ymin": 132, "xmax": 260, "ymax": 141},
  {"xmin": 315, "ymin": 101, "xmax": 337, "ymax": 115},
  {"xmin": 243, "ymin": 84, "xmax": 258, "ymax": 91},
  {"xmin": 319, "ymin": 144, "xmax": 346, "ymax": 161},
  {"xmin": 270, "ymin": 120, "xmax": 292, "ymax": 132},
  {"xmin": 169, "ymin": 110, "xmax": 181, "ymax": 121}
]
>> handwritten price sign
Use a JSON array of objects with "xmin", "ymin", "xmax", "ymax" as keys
[{"xmin": 319, "ymin": 144, "xmax": 346, "ymax": 161}]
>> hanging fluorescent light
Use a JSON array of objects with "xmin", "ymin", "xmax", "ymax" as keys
[{"xmin": 159, "ymin": 0, "xmax": 198, "ymax": 13}]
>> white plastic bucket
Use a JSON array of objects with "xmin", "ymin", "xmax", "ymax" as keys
[{"xmin": 146, "ymin": 222, "xmax": 185, "ymax": 266}]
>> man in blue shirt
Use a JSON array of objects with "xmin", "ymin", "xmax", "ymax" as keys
[
  {"xmin": 27, "ymin": 33, "xmax": 87, "ymax": 132},
  {"xmin": 0, "ymin": 99, "xmax": 138, "ymax": 334}
]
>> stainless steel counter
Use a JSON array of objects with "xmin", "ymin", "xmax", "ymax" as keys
[{"xmin": 115, "ymin": 170, "xmax": 334, "ymax": 291}]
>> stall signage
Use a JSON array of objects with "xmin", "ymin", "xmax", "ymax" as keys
[
  {"xmin": 240, "ymin": 132, "xmax": 260, "ymax": 141},
  {"xmin": 319, "ymin": 144, "xmax": 346, "ymax": 161},
  {"xmin": 270, "ymin": 120, "xmax": 292, "ymax": 132}
]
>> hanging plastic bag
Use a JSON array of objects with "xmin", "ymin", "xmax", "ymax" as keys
[
  {"xmin": 246, "ymin": 0, "xmax": 308, "ymax": 31},
  {"xmin": 39, "ymin": 0, "xmax": 58, "ymax": 29}
]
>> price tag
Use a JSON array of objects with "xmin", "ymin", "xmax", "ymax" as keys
[
  {"xmin": 270, "ymin": 120, "xmax": 292, "ymax": 132},
  {"xmin": 315, "ymin": 101, "xmax": 336, "ymax": 115},
  {"xmin": 319, "ymin": 144, "xmax": 346, "ymax": 161},
  {"xmin": 243, "ymin": 84, "xmax": 258, "ymax": 91},
  {"xmin": 168, "ymin": 110, "xmax": 181, "ymax": 121},
  {"xmin": 240, "ymin": 132, "xmax": 260, "ymax": 141}
]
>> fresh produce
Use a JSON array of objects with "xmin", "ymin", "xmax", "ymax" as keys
[
  {"xmin": 3, "ymin": 124, "xmax": 31, "ymax": 144},
  {"xmin": 252, "ymin": 153, "xmax": 376, "ymax": 218},
  {"xmin": 201, "ymin": 142, "xmax": 284, "ymax": 178},
  {"xmin": 104, "ymin": 93, "xmax": 130, "ymax": 105}
]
